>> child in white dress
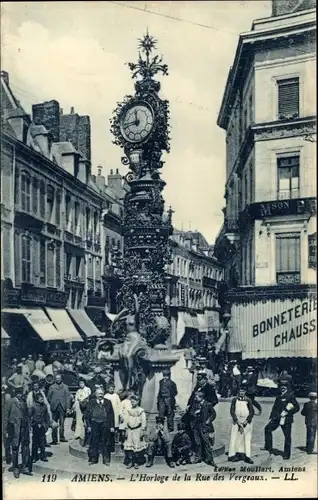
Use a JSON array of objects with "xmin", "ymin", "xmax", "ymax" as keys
[{"xmin": 123, "ymin": 394, "xmax": 147, "ymax": 469}]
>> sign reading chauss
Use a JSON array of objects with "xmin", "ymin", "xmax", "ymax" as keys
[{"xmin": 228, "ymin": 297, "xmax": 317, "ymax": 359}]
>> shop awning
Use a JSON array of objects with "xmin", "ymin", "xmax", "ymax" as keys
[
  {"xmin": 229, "ymin": 298, "xmax": 317, "ymax": 359},
  {"xmin": 45, "ymin": 308, "xmax": 83, "ymax": 342},
  {"xmin": 67, "ymin": 308, "xmax": 103, "ymax": 338},
  {"xmin": 1, "ymin": 327, "xmax": 10, "ymax": 339},
  {"xmin": 2, "ymin": 308, "xmax": 62, "ymax": 341}
]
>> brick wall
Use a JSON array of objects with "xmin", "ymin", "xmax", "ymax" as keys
[
  {"xmin": 32, "ymin": 100, "xmax": 60, "ymax": 142},
  {"xmin": 60, "ymin": 112, "xmax": 91, "ymax": 162}
]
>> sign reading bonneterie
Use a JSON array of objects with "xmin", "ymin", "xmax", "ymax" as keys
[{"xmin": 228, "ymin": 297, "xmax": 317, "ymax": 359}]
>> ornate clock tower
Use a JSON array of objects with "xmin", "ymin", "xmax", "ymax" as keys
[{"xmin": 110, "ymin": 32, "xmax": 173, "ymax": 347}]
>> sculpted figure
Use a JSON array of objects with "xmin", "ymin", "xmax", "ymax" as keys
[{"xmin": 117, "ymin": 295, "xmax": 149, "ymax": 392}]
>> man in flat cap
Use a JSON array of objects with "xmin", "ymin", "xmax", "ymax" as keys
[
  {"xmin": 301, "ymin": 391, "xmax": 317, "ymax": 454},
  {"xmin": 157, "ymin": 369, "xmax": 178, "ymax": 432}
]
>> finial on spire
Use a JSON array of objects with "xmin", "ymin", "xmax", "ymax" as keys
[{"xmin": 127, "ymin": 31, "xmax": 168, "ymax": 82}]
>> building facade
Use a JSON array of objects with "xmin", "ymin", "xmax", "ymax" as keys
[
  {"xmin": 214, "ymin": 1, "xmax": 316, "ymax": 390},
  {"xmin": 166, "ymin": 230, "xmax": 223, "ymax": 347},
  {"xmin": 1, "ymin": 71, "xmax": 122, "ymax": 354}
]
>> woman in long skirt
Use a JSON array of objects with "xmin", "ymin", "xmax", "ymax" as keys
[
  {"xmin": 73, "ymin": 379, "xmax": 91, "ymax": 440},
  {"xmin": 228, "ymin": 384, "xmax": 254, "ymax": 464},
  {"xmin": 123, "ymin": 394, "xmax": 147, "ymax": 469}
]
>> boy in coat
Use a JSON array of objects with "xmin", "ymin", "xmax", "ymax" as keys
[
  {"xmin": 172, "ymin": 422, "xmax": 192, "ymax": 465},
  {"xmin": 228, "ymin": 384, "xmax": 254, "ymax": 464},
  {"xmin": 146, "ymin": 416, "xmax": 175, "ymax": 468},
  {"xmin": 301, "ymin": 391, "xmax": 317, "ymax": 454},
  {"xmin": 262, "ymin": 385, "xmax": 299, "ymax": 460},
  {"xmin": 30, "ymin": 393, "xmax": 50, "ymax": 462},
  {"xmin": 86, "ymin": 388, "xmax": 115, "ymax": 465},
  {"xmin": 157, "ymin": 369, "xmax": 178, "ymax": 432}
]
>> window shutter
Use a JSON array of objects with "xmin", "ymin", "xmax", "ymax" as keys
[
  {"xmin": 40, "ymin": 181, "xmax": 46, "ymax": 219},
  {"xmin": 40, "ymin": 239, "xmax": 46, "ymax": 285},
  {"xmin": 47, "ymin": 246, "xmax": 55, "ymax": 287},
  {"xmin": 278, "ymin": 78, "xmax": 299, "ymax": 118},
  {"xmin": 14, "ymin": 232, "xmax": 21, "ymax": 286},
  {"xmin": 32, "ymin": 238, "xmax": 40, "ymax": 284},
  {"xmin": 32, "ymin": 178, "xmax": 38, "ymax": 216},
  {"xmin": 2, "ymin": 226, "xmax": 11, "ymax": 278},
  {"xmin": 55, "ymin": 245, "xmax": 61, "ymax": 288}
]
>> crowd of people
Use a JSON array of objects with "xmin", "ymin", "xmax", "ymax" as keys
[{"xmin": 1, "ymin": 351, "xmax": 317, "ymax": 478}]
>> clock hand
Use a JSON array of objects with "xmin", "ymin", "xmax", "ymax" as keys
[{"xmin": 123, "ymin": 120, "xmax": 138, "ymax": 129}]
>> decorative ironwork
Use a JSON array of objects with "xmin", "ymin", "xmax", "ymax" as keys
[
  {"xmin": 110, "ymin": 32, "xmax": 173, "ymax": 347},
  {"xmin": 128, "ymin": 31, "xmax": 168, "ymax": 81}
]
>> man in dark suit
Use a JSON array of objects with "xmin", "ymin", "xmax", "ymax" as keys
[
  {"xmin": 47, "ymin": 373, "xmax": 71, "ymax": 444},
  {"xmin": 86, "ymin": 388, "xmax": 115, "ymax": 465},
  {"xmin": 301, "ymin": 391, "xmax": 317, "ymax": 454},
  {"xmin": 186, "ymin": 390, "xmax": 216, "ymax": 466},
  {"xmin": 6, "ymin": 388, "xmax": 33, "ymax": 478},
  {"xmin": 262, "ymin": 385, "xmax": 299, "ymax": 460},
  {"xmin": 188, "ymin": 371, "xmax": 218, "ymax": 408},
  {"xmin": 157, "ymin": 369, "xmax": 178, "ymax": 432}
]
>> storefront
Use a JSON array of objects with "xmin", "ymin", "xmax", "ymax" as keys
[{"xmin": 224, "ymin": 294, "xmax": 317, "ymax": 395}]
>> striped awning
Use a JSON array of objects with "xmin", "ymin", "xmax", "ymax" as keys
[
  {"xmin": 2, "ymin": 308, "xmax": 62, "ymax": 341},
  {"xmin": 67, "ymin": 308, "xmax": 103, "ymax": 338},
  {"xmin": 45, "ymin": 308, "xmax": 83, "ymax": 342}
]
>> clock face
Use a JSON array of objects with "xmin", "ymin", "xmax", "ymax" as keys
[{"xmin": 120, "ymin": 103, "xmax": 154, "ymax": 143}]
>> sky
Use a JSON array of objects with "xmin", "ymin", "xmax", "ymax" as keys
[{"xmin": 1, "ymin": 1, "xmax": 271, "ymax": 244}]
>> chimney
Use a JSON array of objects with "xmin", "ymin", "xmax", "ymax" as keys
[
  {"xmin": 1, "ymin": 70, "xmax": 9, "ymax": 86},
  {"xmin": 107, "ymin": 168, "xmax": 122, "ymax": 197},
  {"xmin": 32, "ymin": 100, "xmax": 60, "ymax": 142},
  {"xmin": 96, "ymin": 165, "xmax": 105, "ymax": 190},
  {"xmin": 59, "ymin": 112, "xmax": 91, "ymax": 162}
]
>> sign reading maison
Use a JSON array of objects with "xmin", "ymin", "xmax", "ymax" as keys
[{"xmin": 251, "ymin": 197, "xmax": 316, "ymax": 219}]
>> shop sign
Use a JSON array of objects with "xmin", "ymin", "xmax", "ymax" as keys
[
  {"xmin": 250, "ymin": 197, "xmax": 316, "ymax": 219},
  {"xmin": 229, "ymin": 297, "xmax": 317, "ymax": 359},
  {"xmin": 308, "ymin": 233, "xmax": 317, "ymax": 269}
]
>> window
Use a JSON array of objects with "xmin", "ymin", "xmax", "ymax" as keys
[
  {"xmin": 65, "ymin": 194, "xmax": 72, "ymax": 231},
  {"xmin": 277, "ymin": 156, "xmax": 299, "ymax": 200},
  {"xmin": 55, "ymin": 246, "xmax": 61, "ymax": 288},
  {"xmin": 21, "ymin": 236, "xmax": 31, "ymax": 282},
  {"xmin": 47, "ymin": 185, "xmax": 55, "ymax": 223},
  {"xmin": 32, "ymin": 178, "xmax": 38, "ymax": 215},
  {"xmin": 75, "ymin": 256, "xmax": 82, "ymax": 278},
  {"xmin": 277, "ymin": 77, "xmax": 299, "ymax": 119},
  {"xmin": 65, "ymin": 253, "xmax": 72, "ymax": 278},
  {"xmin": 21, "ymin": 172, "xmax": 31, "ymax": 212},
  {"xmin": 55, "ymin": 192, "xmax": 61, "ymax": 226},
  {"xmin": 276, "ymin": 233, "xmax": 300, "ymax": 285},
  {"xmin": 249, "ymin": 94, "xmax": 253, "ymax": 124},
  {"xmin": 74, "ymin": 201, "xmax": 80, "ymax": 234}
]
